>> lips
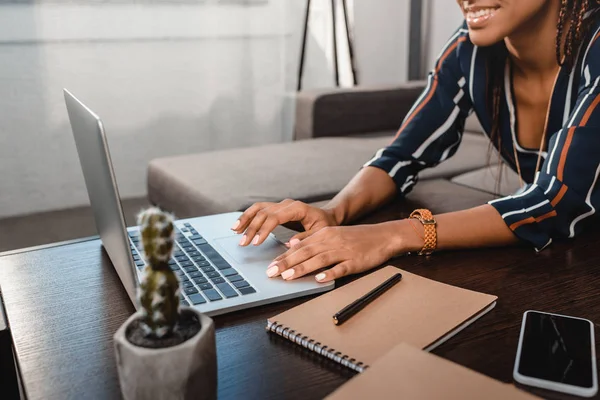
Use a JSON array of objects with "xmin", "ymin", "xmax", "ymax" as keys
[{"xmin": 462, "ymin": 2, "xmax": 500, "ymax": 28}]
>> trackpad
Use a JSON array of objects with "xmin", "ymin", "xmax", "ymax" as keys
[{"xmin": 213, "ymin": 235, "xmax": 286, "ymax": 264}]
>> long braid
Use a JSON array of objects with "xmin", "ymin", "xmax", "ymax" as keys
[{"xmin": 488, "ymin": 0, "xmax": 600, "ymax": 194}]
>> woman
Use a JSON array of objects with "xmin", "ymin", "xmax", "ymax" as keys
[{"xmin": 233, "ymin": 0, "xmax": 600, "ymax": 283}]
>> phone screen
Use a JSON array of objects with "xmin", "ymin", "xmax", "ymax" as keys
[{"xmin": 518, "ymin": 311, "xmax": 594, "ymax": 388}]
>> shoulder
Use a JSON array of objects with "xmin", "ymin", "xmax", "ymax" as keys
[
  {"xmin": 580, "ymin": 12, "xmax": 600, "ymax": 76},
  {"xmin": 434, "ymin": 21, "xmax": 474, "ymax": 70}
]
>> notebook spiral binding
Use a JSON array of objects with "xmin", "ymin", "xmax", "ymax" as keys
[{"xmin": 266, "ymin": 321, "xmax": 368, "ymax": 373}]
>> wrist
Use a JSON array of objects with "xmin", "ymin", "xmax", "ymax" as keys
[
  {"xmin": 384, "ymin": 220, "xmax": 424, "ymax": 256},
  {"xmin": 322, "ymin": 203, "xmax": 346, "ymax": 226}
]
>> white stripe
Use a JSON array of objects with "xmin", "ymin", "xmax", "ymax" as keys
[
  {"xmin": 453, "ymin": 89, "xmax": 464, "ymax": 104},
  {"xmin": 469, "ymin": 46, "xmax": 478, "ymax": 103},
  {"xmin": 388, "ymin": 161, "xmax": 412, "ymax": 178},
  {"xmin": 402, "ymin": 74, "xmax": 434, "ymax": 127},
  {"xmin": 547, "ymin": 76, "xmax": 600, "ymax": 174},
  {"xmin": 440, "ymin": 133, "xmax": 462, "ymax": 162},
  {"xmin": 400, "ymin": 176, "xmax": 416, "ymax": 193},
  {"xmin": 544, "ymin": 176, "xmax": 557, "ymax": 195},
  {"xmin": 435, "ymin": 30, "xmax": 462, "ymax": 64},
  {"xmin": 363, "ymin": 148, "xmax": 385, "ymax": 167},
  {"xmin": 536, "ymin": 238, "xmax": 553, "ymax": 253},
  {"xmin": 412, "ymin": 106, "xmax": 461, "ymax": 159},
  {"xmin": 458, "ymin": 77, "xmax": 466, "ymax": 87},
  {"xmin": 504, "ymin": 63, "xmax": 546, "ymax": 156},
  {"xmin": 563, "ymin": 65, "xmax": 576, "ymax": 125},
  {"xmin": 569, "ymin": 163, "xmax": 600, "ymax": 237},
  {"xmin": 501, "ymin": 199, "xmax": 550, "ymax": 219},
  {"xmin": 488, "ymin": 184, "xmax": 539, "ymax": 205},
  {"xmin": 585, "ymin": 65, "xmax": 591, "ymax": 87},
  {"xmin": 581, "ymin": 24, "xmax": 600, "ymax": 76}
]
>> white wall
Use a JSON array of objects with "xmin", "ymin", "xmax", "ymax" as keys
[
  {"xmin": 425, "ymin": 0, "xmax": 464, "ymax": 70},
  {"xmin": 353, "ymin": 0, "xmax": 410, "ymax": 85},
  {"xmin": 0, "ymin": 2, "xmax": 319, "ymax": 218}
]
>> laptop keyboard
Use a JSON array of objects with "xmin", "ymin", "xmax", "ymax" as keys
[{"xmin": 127, "ymin": 222, "xmax": 256, "ymax": 306}]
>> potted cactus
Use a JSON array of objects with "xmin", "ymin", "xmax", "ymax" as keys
[{"xmin": 113, "ymin": 207, "xmax": 217, "ymax": 400}]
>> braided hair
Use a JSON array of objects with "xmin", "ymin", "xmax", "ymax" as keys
[{"xmin": 487, "ymin": 0, "xmax": 600, "ymax": 193}]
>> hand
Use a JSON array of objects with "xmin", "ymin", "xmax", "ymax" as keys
[
  {"xmin": 265, "ymin": 221, "xmax": 406, "ymax": 283},
  {"xmin": 231, "ymin": 199, "xmax": 339, "ymax": 246}
]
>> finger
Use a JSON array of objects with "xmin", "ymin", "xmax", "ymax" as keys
[
  {"xmin": 280, "ymin": 251, "xmax": 342, "ymax": 280},
  {"xmin": 266, "ymin": 242, "xmax": 329, "ymax": 278},
  {"xmin": 272, "ymin": 227, "xmax": 330, "ymax": 264},
  {"xmin": 253, "ymin": 201, "xmax": 312, "ymax": 246},
  {"xmin": 232, "ymin": 202, "xmax": 273, "ymax": 233},
  {"xmin": 238, "ymin": 200, "xmax": 296, "ymax": 245},
  {"xmin": 289, "ymin": 228, "xmax": 321, "ymax": 243},
  {"xmin": 314, "ymin": 261, "xmax": 354, "ymax": 283}
]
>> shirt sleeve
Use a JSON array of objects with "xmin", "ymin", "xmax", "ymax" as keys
[
  {"xmin": 364, "ymin": 25, "xmax": 473, "ymax": 195},
  {"xmin": 489, "ymin": 32, "xmax": 600, "ymax": 251}
]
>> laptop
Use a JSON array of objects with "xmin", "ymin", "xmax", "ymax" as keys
[{"xmin": 63, "ymin": 89, "xmax": 334, "ymax": 316}]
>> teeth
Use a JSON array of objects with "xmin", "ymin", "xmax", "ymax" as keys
[{"xmin": 467, "ymin": 8, "xmax": 495, "ymax": 20}]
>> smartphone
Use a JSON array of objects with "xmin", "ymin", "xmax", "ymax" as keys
[{"xmin": 514, "ymin": 310, "xmax": 598, "ymax": 397}]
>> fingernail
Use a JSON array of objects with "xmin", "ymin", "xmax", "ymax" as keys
[
  {"xmin": 315, "ymin": 273, "xmax": 326, "ymax": 282},
  {"xmin": 231, "ymin": 220, "xmax": 240, "ymax": 230},
  {"xmin": 267, "ymin": 261, "xmax": 277, "ymax": 268},
  {"xmin": 266, "ymin": 266, "xmax": 279, "ymax": 277},
  {"xmin": 290, "ymin": 238, "xmax": 300, "ymax": 247},
  {"xmin": 281, "ymin": 269, "xmax": 295, "ymax": 280},
  {"xmin": 284, "ymin": 242, "xmax": 290, "ymax": 247},
  {"xmin": 239, "ymin": 235, "xmax": 247, "ymax": 246},
  {"xmin": 252, "ymin": 235, "xmax": 260, "ymax": 245}
]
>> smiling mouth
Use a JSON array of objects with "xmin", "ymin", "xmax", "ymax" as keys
[{"xmin": 462, "ymin": 2, "xmax": 500, "ymax": 28}]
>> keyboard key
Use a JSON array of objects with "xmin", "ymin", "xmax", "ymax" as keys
[
  {"xmin": 213, "ymin": 261, "xmax": 232, "ymax": 270},
  {"xmin": 135, "ymin": 260, "xmax": 145, "ymax": 267},
  {"xmin": 182, "ymin": 246, "xmax": 195, "ymax": 252},
  {"xmin": 184, "ymin": 222, "xmax": 192, "ymax": 227},
  {"xmin": 216, "ymin": 282, "xmax": 238, "ymax": 298},
  {"xmin": 168, "ymin": 259, "xmax": 178, "ymax": 265},
  {"xmin": 219, "ymin": 268, "xmax": 238, "ymax": 277},
  {"xmin": 233, "ymin": 280, "xmax": 250, "ymax": 289},
  {"xmin": 190, "ymin": 235, "xmax": 203, "ymax": 240},
  {"xmin": 227, "ymin": 274, "xmax": 244, "ymax": 282},
  {"xmin": 188, "ymin": 251, "xmax": 201, "ymax": 258},
  {"xmin": 203, "ymin": 289, "xmax": 222, "ymax": 302},
  {"xmin": 182, "ymin": 281, "xmax": 194, "ymax": 289},
  {"xmin": 175, "ymin": 255, "xmax": 188, "ymax": 262},
  {"xmin": 184, "ymin": 287, "xmax": 199, "ymax": 295},
  {"xmin": 169, "ymin": 264, "xmax": 180, "ymax": 271},
  {"xmin": 197, "ymin": 244, "xmax": 217, "ymax": 255},
  {"xmin": 181, "ymin": 275, "xmax": 190, "ymax": 282},
  {"xmin": 183, "ymin": 266, "xmax": 198, "ymax": 273},
  {"xmin": 199, "ymin": 283, "xmax": 214, "ymax": 291},
  {"xmin": 173, "ymin": 251, "xmax": 184, "ymax": 257},
  {"xmin": 193, "ymin": 239, "xmax": 208, "ymax": 245},
  {"xmin": 192, "ymin": 255, "xmax": 206, "ymax": 262},
  {"xmin": 190, "ymin": 229, "xmax": 199, "ymax": 235},
  {"xmin": 239, "ymin": 286, "xmax": 256, "ymax": 295},
  {"xmin": 188, "ymin": 271, "xmax": 203, "ymax": 279},
  {"xmin": 133, "ymin": 254, "xmax": 141, "ymax": 261},
  {"xmin": 181, "ymin": 299, "xmax": 190, "ymax": 306},
  {"xmin": 179, "ymin": 261, "xmax": 194, "ymax": 268},
  {"xmin": 179, "ymin": 294, "xmax": 185, "ymax": 301},
  {"xmin": 192, "ymin": 276, "xmax": 208, "ymax": 284},
  {"xmin": 175, "ymin": 270, "xmax": 186, "ymax": 277},
  {"xmin": 195, "ymin": 260, "xmax": 210, "ymax": 267},
  {"xmin": 206, "ymin": 271, "xmax": 220, "ymax": 279},
  {"xmin": 188, "ymin": 293, "xmax": 206, "ymax": 305},
  {"xmin": 200, "ymin": 266, "xmax": 215, "ymax": 273},
  {"xmin": 211, "ymin": 277, "xmax": 225, "ymax": 284}
]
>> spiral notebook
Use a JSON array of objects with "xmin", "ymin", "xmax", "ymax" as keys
[
  {"xmin": 325, "ymin": 343, "xmax": 539, "ymax": 399},
  {"xmin": 266, "ymin": 266, "xmax": 497, "ymax": 372}
]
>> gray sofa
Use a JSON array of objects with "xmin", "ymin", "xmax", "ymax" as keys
[{"xmin": 147, "ymin": 83, "xmax": 519, "ymax": 218}]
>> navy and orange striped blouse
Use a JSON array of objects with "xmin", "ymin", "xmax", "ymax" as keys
[{"xmin": 365, "ymin": 17, "xmax": 600, "ymax": 251}]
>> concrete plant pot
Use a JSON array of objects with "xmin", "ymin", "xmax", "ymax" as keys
[{"xmin": 114, "ymin": 307, "xmax": 217, "ymax": 400}]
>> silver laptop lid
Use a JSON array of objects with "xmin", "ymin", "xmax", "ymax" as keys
[{"xmin": 64, "ymin": 89, "xmax": 138, "ymax": 306}]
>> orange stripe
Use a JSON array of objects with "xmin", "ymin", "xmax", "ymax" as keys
[
  {"xmin": 580, "ymin": 93, "xmax": 600, "ymax": 126},
  {"xmin": 509, "ymin": 211, "xmax": 558, "ymax": 231},
  {"xmin": 557, "ymin": 127, "xmax": 576, "ymax": 181},
  {"xmin": 509, "ymin": 217, "xmax": 535, "ymax": 231},
  {"xmin": 393, "ymin": 36, "xmax": 467, "ymax": 141},
  {"xmin": 535, "ymin": 210, "xmax": 557, "ymax": 223},
  {"xmin": 593, "ymin": 30, "xmax": 600, "ymax": 46},
  {"xmin": 551, "ymin": 184, "xmax": 568, "ymax": 207}
]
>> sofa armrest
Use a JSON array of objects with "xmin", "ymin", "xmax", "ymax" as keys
[{"xmin": 294, "ymin": 81, "xmax": 426, "ymax": 140}]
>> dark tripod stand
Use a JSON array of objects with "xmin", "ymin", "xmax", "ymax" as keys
[{"xmin": 297, "ymin": 0, "xmax": 358, "ymax": 91}]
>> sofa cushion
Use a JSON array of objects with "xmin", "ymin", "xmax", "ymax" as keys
[
  {"xmin": 451, "ymin": 165, "xmax": 521, "ymax": 197},
  {"xmin": 148, "ymin": 132, "xmax": 490, "ymax": 218}
]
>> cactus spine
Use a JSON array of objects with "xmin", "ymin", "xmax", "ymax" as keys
[{"xmin": 137, "ymin": 207, "xmax": 180, "ymax": 338}]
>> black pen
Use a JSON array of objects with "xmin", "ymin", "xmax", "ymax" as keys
[{"xmin": 333, "ymin": 272, "xmax": 403, "ymax": 326}]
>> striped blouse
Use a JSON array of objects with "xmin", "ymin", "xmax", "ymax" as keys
[{"xmin": 365, "ymin": 17, "xmax": 600, "ymax": 251}]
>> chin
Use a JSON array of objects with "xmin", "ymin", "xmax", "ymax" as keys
[{"xmin": 468, "ymin": 29, "xmax": 506, "ymax": 47}]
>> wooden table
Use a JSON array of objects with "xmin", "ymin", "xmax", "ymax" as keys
[{"xmin": 2, "ymin": 180, "xmax": 600, "ymax": 399}]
